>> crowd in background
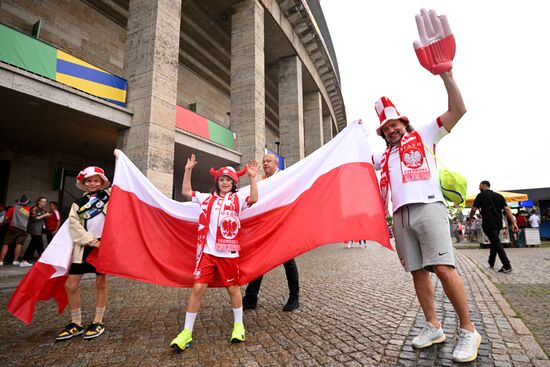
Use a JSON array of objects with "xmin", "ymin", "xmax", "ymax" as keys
[
  {"xmin": 0, "ymin": 195, "xmax": 61, "ymax": 266},
  {"xmin": 0, "ymin": 193, "xmax": 541, "ymax": 265},
  {"xmin": 451, "ymin": 209, "xmax": 541, "ymax": 245}
]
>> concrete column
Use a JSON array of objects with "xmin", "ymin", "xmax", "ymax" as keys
[
  {"xmin": 278, "ymin": 56, "xmax": 304, "ymax": 166},
  {"xmin": 230, "ymin": 0, "xmax": 265, "ymax": 169},
  {"xmin": 303, "ymin": 91, "xmax": 323, "ymax": 155},
  {"xmin": 323, "ymin": 114, "xmax": 333, "ymax": 144},
  {"xmin": 120, "ymin": 0, "xmax": 181, "ymax": 196}
]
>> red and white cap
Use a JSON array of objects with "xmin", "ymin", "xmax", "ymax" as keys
[
  {"xmin": 210, "ymin": 166, "xmax": 247, "ymax": 184},
  {"xmin": 76, "ymin": 166, "xmax": 110, "ymax": 191},
  {"xmin": 375, "ymin": 96, "xmax": 409, "ymax": 136}
]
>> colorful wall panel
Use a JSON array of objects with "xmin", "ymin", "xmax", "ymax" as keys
[
  {"xmin": 176, "ymin": 106, "xmax": 236, "ymax": 150},
  {"xmin": 0, "ymin": 24, "xmax": 127, "ymax": 106},
  {"xmin": 55, "ymin": 50, "xmax": 127, "ymax": 106},
  {"xmin": 0, "ymin": 24, "xmax": 56, "ymax": 78}
]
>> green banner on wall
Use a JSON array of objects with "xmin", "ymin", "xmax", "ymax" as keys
[
  {"xmin": 176, "ymin": 106, "xmax": 236, "ymax": 150},
  {"xmin": 0, "ymin": 24, "xmax": 56, "ymax": 78},
  {"xmin": 208, "ymin": 120, "xmax": 235, "ymax": 149}
]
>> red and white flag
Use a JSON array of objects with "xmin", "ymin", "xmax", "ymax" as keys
[
  {"xmin": 8, "ymin": 121, "xmax": 391, "ymax": 323},
  {"xmin": 8, "ymin": 221, "xmax": 74, "ymax": 324},
  {"xmin": 94, "ymin": 120, "xmax": 391, "ymax": 287}
]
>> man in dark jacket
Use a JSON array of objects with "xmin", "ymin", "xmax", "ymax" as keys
[{"xmin": 468, "ymin": 181, "xmax": 518, "ymax": 273}]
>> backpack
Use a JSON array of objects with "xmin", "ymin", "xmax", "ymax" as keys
[
  {"xmin": 439, "ymin": 169, "xmax": 467, "ymax": 207},
  {"xmin": 425, "ymin": 145, "xmax": 467, "ymax": 207}
]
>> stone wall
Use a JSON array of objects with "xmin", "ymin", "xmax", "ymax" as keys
[
  {"xmin": 0, "ymin": 0, "xmax": 125, "ymax": 75},
  {"xmin": 0, "ymin": 143, "xmax": 114, "ymax": 208},
  {"xmin": 265, "ymin": 126, "xmax": 279, "ymax": 154},
  {"xmin": 177, "ymin": 65, "xmax": 230, "ymax": 127}
]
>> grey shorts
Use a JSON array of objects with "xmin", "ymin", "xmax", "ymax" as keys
[{"xmin": 393, "ymin": 202, "xmax": 455, "ymax": 272}]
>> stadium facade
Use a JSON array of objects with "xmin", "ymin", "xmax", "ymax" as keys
[{"xmin": 0, "ymin": 0, "xmax": 345, "ymax": 216}]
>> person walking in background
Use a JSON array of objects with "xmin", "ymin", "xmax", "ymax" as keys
[
  {"xmin": 468, "ymin": 181, "xmax": 518, "ymax": 273},
  {"xmin": 46, "ymin": 201, "xmax": 61, "ymax": 244},
  {"xmin": 0, "ymin": 195, "xmax": 31, "ymax": 266},
  {"xmin": 21, "ymin": 197, "xmax": 51, "ymax": 266}
]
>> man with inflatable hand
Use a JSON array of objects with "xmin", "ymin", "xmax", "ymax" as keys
[{"xmin": 371, "ymin": 9, "xmax": 481, "ymax": 363}]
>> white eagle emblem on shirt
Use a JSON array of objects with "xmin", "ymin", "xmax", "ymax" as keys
[
  {"xmin": 403, "ymin": 149, "xmax": 423, "ymax": 168},
  {"xmin": 220, "ymin": 216, "xmax": 239, "ymax": 239}
]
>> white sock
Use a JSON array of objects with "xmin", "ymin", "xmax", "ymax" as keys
[
  {"xmin": 70, "ymin": 308, "xmax": 82, "ymax": 326},
  {"xmin": 184, "ymin": 312, "xmax": 197, "ymax": 332},
  {"xmin": 233, "ymin": 307, "xmax": 243, "ymax": 324},
  {"xmin": 94, "ymin": 307, "xmax": 106, "ymax": 323}
]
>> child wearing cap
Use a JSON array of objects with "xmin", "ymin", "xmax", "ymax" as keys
[
  {"xmin": 55, "ymin": 165, "xmax": 111, "ymax": 342},
  {"xmin": 170, "ymin": 154, "xmax": 259, "ymax": 351}
]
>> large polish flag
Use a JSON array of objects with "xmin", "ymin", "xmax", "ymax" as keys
[
  {"xmin": 8, "ymin": 121, "xmax": 391, "ymax": 324},
  {"xmin": 94, "ymin": 120, "xmax": 391, "ymax": 287},
  {"xmin": 8, "ymin": 221, "xmax": 74, "ymax": 324}
]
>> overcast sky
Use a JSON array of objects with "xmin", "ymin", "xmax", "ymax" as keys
[{"xmin": 321, "ymin": 1, "xmax": 549, "ymax": 195}]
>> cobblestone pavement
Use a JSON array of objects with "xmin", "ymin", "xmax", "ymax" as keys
[
  {"xmin": 0, "ymin": 243, "xmax": 548, "ymax": 366},
  {"xmin": 458, "ymin": 248, "xmax": 550, "ymax": 285},
  {"xmin": 459, "ymin": 247, "xmax": 550, "ymax": 360}
]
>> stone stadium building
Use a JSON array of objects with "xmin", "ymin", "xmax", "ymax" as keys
[{"xmin": 0, "ymin": 0, "xmax": 346, "ymax": 216}]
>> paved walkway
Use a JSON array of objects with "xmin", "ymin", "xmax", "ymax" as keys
[
  {"xmin": 459, "ymin": 246, "xmax": 550, "ymax": 362},
  {"xmin": 0, "ymin": 243, "xmax": 548, "ymax": 366}
]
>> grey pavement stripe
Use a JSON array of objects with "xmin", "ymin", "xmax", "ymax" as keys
[{"xmin": 457, "ymin": 250, "xmax": 549, "ymax": 364}]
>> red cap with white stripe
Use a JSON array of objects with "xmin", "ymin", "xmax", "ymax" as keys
[
  {"xmin": 76, "ymin": 166, "xmax": 110, "ymax": 191},
  {"xmin": 375, "ymin": 96, "xmax": 409, "ymax": 136}
]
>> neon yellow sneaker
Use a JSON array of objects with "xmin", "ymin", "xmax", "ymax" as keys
[
  {"xmin": 170, "ymin": 328, "xmax": 192, "ymax": 351},
  {"xmin": 230, "ymin": 322, "xmax": 246, "ymax": 343}
]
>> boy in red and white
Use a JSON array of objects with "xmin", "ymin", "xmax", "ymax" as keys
[
  {"xmin": 371, "ymin": 9, "xmax": 481, "ymax": 363},
  {"xmin": 170, "ymin": 154, "xmax": 259, "ymax": 350},
  {"xmin": 55, "ymin": 166, "xmax": 111, "ymax": 341}
]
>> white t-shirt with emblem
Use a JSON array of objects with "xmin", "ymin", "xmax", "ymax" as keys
[
  {"xmin": 373, "ymin": 119, "xmax": 448, "ymax": 213},
  {"xmin": 192, "ymin": 191, "xmax": 249, "ymax": 258}
]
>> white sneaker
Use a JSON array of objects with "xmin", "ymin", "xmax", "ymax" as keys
[
  {"xmin": 12, "ymin": 260, "xmax": 20, "ymax": 266},
  {"xmin": 453, "ymin": 327, "xmax": 481, "ymax": 362},
  {"xmin": 19, "ymin": 260, "xmax": 33, "ymax": 267},
  {"xmin": 412, "ymin": 322, "xmax": 446, "ymax": 348},
  {"xmin": 0, "ymin": 261, "xmax": 4, "ymax": 266}
]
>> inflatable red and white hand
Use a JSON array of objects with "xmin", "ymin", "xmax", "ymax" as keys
[{"xmin": 413, "ymin": 9, "xmax": 455, "ymax": 75}]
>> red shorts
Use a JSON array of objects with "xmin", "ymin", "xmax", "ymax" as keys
[{"xmin": 195, "ymin": 253, "xmax": 240, "ymax": 286}]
